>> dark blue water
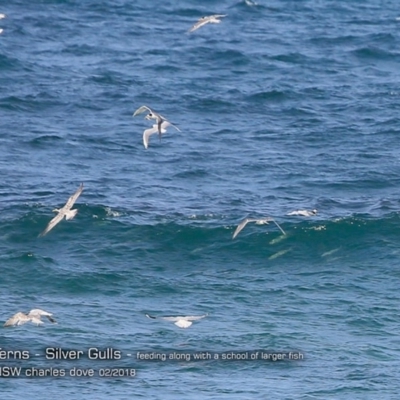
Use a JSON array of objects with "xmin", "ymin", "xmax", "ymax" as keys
[{"xmin": 1, "ymin": 0, "xmax": 400, "ymax": 398}]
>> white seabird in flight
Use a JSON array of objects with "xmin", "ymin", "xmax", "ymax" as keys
[
  {"xmin": 38, "ymin": 183, "xmax": 84, "ymax": 237},
  {"xmin": 188, "ymin": 15, "xmax": 227, "ymax": 33},
  {"xmin": 4, "ymin": 309, "xmax": 56, "ymax": 327},
  {"xmin": 287, "ymin": 209, "xmax": 317, "ymax": 217},
  {"xmin": 133, "ymin": 105, "xmax": 180, "ymax": 148},
  {"xmin": 133, "ymin": 105, "xmax": 176, "ymax": 134},
  {"xmin": 232, "ymin": 217, "xmax": 286, "ymax": 239},
  {"xmin": 146, "ymin": 313, "xmax": 208, "ymax": 329}
]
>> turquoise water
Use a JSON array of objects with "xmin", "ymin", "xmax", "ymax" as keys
[{"xmin": 1, "ymin": 0, "xmax": 400, "ymax": 398}]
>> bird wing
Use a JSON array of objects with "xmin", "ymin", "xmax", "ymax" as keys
[
  {"xmin": 64, "ymin": 183, "xmax": 84, "ymax": 210},
  {"xmin": 38, "ymin": 212, "xmax": 65, "ymax": 237},
  {"xmin": 270, "ymin": 218, "xmax": 286, "ymax": 235},
  {"xmin": 28, "ymin": 309, "xmax": 56, "ymax": 323},
  {"xmin": 168, "ymin": 121, "xmax": 181, "ymax": 132},
  {"xmin": 28, "ymin": 309, "xmax": 52, "ymax": 317},
  {"xmin": 4, "ymin": 312, "xmax": 29, "ymax": 327},
  {"xmin": 146, "ymin": 314, "xmax": 184, "ymax": 323},
  {"xmin": 233, "ymin": 218, "xmax": 285, "ymax": 238},
  {"xmin": 143, "ymin": 125, "xmax": 160, "ymax": 149},
  {"xmin": 133, "ymin": 105, "xmax": 152, "ymax": 117},
  {"xmin": 211, "ymin": 14, "xmax": 227, "ymax": 18},
  {"xmin": 185, "ymin": 314, "xmax": 208, "ymax": 321},
  {"xmin": 46, "ymin": 315, "xmax": 57, "ymax": 323},
  {"xmin": 188, "ymin": 18, "xmax": 210, "ymax": 33},
  {"xmin": 232, "ymin": 218, "xmax": 251, "ymax": 239},
  {"xmin": 158, "ymin": 120, "xmax": 180, "ymax": 132},
  {"xmin": 159, "ymin": 316, "xmax": 181, "ymax": 322},
  {"xmin": 146, "ymin": 314, "xmax": 182, "ymax": 322}
]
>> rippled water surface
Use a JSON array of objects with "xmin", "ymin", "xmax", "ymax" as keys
[{"xmin": 1, "ymin": 0, "xmax": 400, "ymax": 398}]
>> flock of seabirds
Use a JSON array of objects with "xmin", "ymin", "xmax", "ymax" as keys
[{"xmin": 3, "ymin": 11, "xmax": 317, "ymax": 329}]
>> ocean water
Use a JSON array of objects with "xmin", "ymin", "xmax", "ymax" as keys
[{"xmin": 1, "ymin": 0, "xmax": 400, "ymax": 398}]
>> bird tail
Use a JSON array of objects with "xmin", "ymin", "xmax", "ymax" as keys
[
  {"xmin": 175, "ymin": 320, "xmax": 192, "ymax": 328},
  {"xmin": 65, "ymin": 209, "xmax": 78, "ymax": 220}
]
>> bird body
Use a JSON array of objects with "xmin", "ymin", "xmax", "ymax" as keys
[
  {"xmin": 143, "ymin": 121, "xmax": 172, "ymax": 149},
  {"xmin": 4, "ymin": 309, "xmax": 56, "ymax": 327}
]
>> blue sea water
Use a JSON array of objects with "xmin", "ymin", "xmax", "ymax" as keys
[{"xmin": 1, "ymin": 0, "xmax": 400, "ymax": 398}]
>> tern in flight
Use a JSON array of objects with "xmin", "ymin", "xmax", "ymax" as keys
[
  {"xmin": 287, "ymin": 209, "xmax": 317, "ymax": 217},
  {"xmin": 133, "ymin": 105, "xmax": 179, "ymax": 135},
  {"xmin": 39, "ymin": 183, "xmax": 84, "ymax": 237},
  {"xmin": 146, "ymin": 313, "xmax": 208, "ymax": 329},
  {"xmin": 4, "ymin": 309, "xmax": 56, "ymax": 327},
  {"xmin": 133, "ymin": 105, "xmax": 180, "ymax": 148},
  {"xmin": 188, "ymin": 15, "xmax": 227, "ymax": 33},
  {"xmin": 232, "ymin": 217, "xmax": 286, "ymax": 239}
]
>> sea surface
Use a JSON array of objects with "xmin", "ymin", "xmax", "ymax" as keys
[{"xmin": 1, "ymin": 0, "xmax": 400, "ymax": 398}]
